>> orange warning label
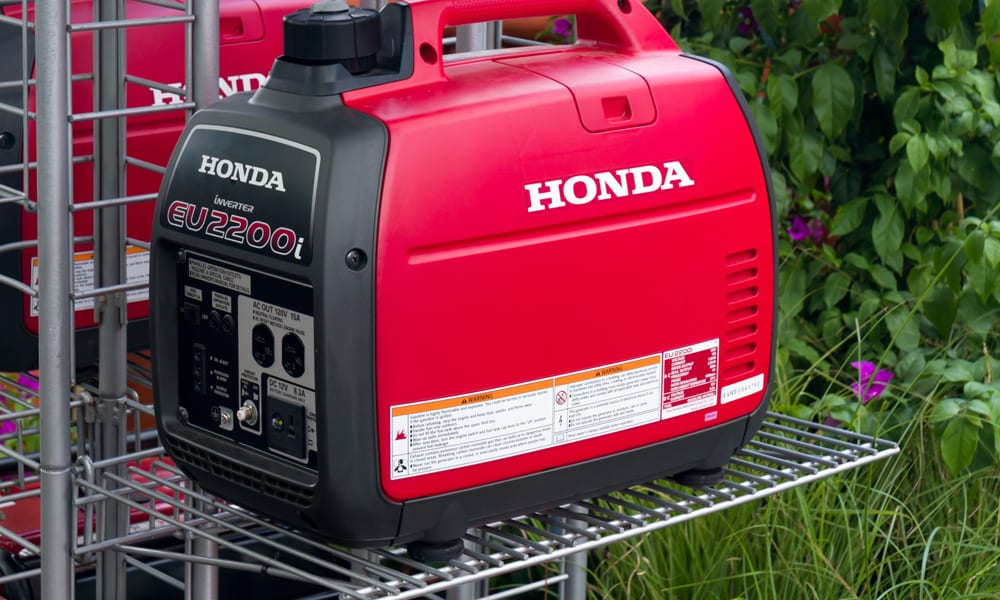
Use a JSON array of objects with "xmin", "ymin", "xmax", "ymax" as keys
[
  {"xmin": 389, "ymin": 353, "xmax": 669, "ymax": 479},
  {"xmin": 30, "ymin": 246, "xmax": 149, "ymax": 316}
]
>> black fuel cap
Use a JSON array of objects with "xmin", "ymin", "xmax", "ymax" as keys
[{"xmin": 283, "ymin": 0, "xmax": 380, "ymax": 74}]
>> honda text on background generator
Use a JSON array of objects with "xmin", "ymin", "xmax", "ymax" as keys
[{"xmin": 151, "ymin": 0, "xmax": 777, "ymax": 560}]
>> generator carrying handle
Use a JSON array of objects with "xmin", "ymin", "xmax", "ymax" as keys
[
  {"xmin": 362, "ymin": 0, "xmax": 678, "ymax": 94},
  {"xmin": 443, "ymin": 0, "xmax": 671, "ymax": 48}
]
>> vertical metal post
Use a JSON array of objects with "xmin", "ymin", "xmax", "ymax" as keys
[
  {"xmin": 190, "ymin": 537, "xmax": 219, "ymax": 597},
  {"xmin": 562, "ymin": 506, "xmax": 589, "ymax": 600},
  {"xmin": 93, "ymin": 0, "xmax": 130, "ymax": 595},
  {"xmin": 35, "ymin": 0, "xmax": 75, "ymax": 597},
  {"xmin": 189, "ymin": 3, "xmax": 220, "ymax": 598},
  {"xmin": 191, "ymin": 0, "xmax": 219, "ymax": 111},
  {"xmin": 456, "ymin": 22, "xmax": 502, "ymax": 53},
  {"xmin": 447, "ymin": 534, "xmax": 482, "ymax": 600}
]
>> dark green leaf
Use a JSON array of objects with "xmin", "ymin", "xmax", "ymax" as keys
[
  {"xmin": 896, "ymin": 350, "xmax": 926, "ymax": 381},
  {"xmin": 868, "ymin": 0, "xmax": 902, "ymax": 32},
  {"xmin": 785, "ymin": 337, "xmax": 821, "ymax": 364},
  {"xmin": 957, "ymin": 291, "xmax": 999, "ymax": 337},
  {"xmin": 929, "ymin": 398, "xmax": 962, "ymax": 423},
  {"xmin": 870, "ymin": 264, "xmax": 897, "ymax": 290},
  {"xmin": 735, "ymin": 69, "xmax": 758, "ymax": 97},
  {"xmin": 922, "ymin": 286, "xmax": 958, "ymax": 338},
  {"xmin": 906, "ymin": 135, "xmax": 929, "ymax": 172},
  {"xmin": 729, "ymin": 37, "xmax": 752, "ymax": 54},
  {"xmin": 750, "ymin": 101, "xmax": 778, "ymax": 155},
  {"xmin": 775, "ymin": 48, "xmax": 804, "ymax": 68},
  {"xmin": 984, "ymin": 237, "xmax": 1000, "ymax": 267},
  {"xmin": 965, "ymin": 381, "xmax": 999, "ymax": 401},
  {"xmin": 812, "ymin": 63, "xmax": 855, "ymax": 140},
  {"xmin": 892, "ymin": 87, "xmax": 921, "ymax": 125},
  {"xmin": 698, "ymin": 0, "xmax": 726, "ymax": 30},
  {"xmin": 941, "ymin": 417, "xmax": 978, "ymax": 474},
  {"xmin": 779, "ymin": 265, "xmax": 808, "ymax": 318},
  {"xmin": 965, "ymin": 230, "xmax": 986, "ymax": 264},
  {"xmin": 790, "ymin": 132, "xmax": 823, "ymax": 182},
  {"xmin": 823, "ymin": 272, "xmax": 851, "ymax": 309},
  {"xmin": 927, "ymin": 0, "xmax": 962, "ymax": 31},
  {"xmin": 750, "ymin": 0, "xmax": 780, "ymax": 39},
  {"xmin": 803, "ymin": 0, "xmax": 842, "ymax": 22},
  {"xmin": 873, "ymin": 46, "xmax": 896, "ymax": 100},
  {"xmin": 969, "ymin": 399, "xmax": 992, "ymax": 418},
  {"xmin": 885, "ymin": 309, "xmax": 920, "ymax": 351},
  {"xmin": 837, "ymin": 34, "xmax": 873, "ymax": 57},
  {"xmin": 872, "ymin": 196, "xmax": 905, "ymax": 273},
  {"xmin": 669, "ymin": 0, "xmax": 687, "ymax": 20},
  {"xmin": 941, "ymin": 359, "xmax": 976, "ymax": 382},
  {"xmin": 844, "ymin": 252, "xmax": 870, "ymax": 270},
  {"xmin": 771, "ymin": 170, "xmax": 790, "ymax": 215},
  {"xmin": 929, "ymin": 166, "xmax": 952, "ymax": 203},
  {"xmin": 983, "ymin": 0, "xmax": 1000, "ymax": 68},
  {"xmin": 889, "ymin": 132, "xmax": 911, "ymax": 155},
  {"xmin": 966, "ymin": 259, "xmax": 999, "ymax": 303},
  {"xmin": 915, "ymin": 66, "xmax": 929, "ymax": 87},
  {"xmin": 767, "ymin": 74, "xmax": 798, "ymax": 116},
  {"xmin": 829, "ymin": 197, "xmax": 868, "ymax": 236},
  {"xmin": 939, "ymin": 34, "xmax": 977, "ymax": 73}
]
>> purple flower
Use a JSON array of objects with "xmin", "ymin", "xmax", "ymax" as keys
[
  {"xmin": 551, "ymin": 18, "xmax": 573, "ymax": 39},
  {"xmin": 787, "ymin": 216, "xmax": 826, "ymax": 244},
  {"xmin": 737, "ymin": 6, "xmax": 759, "ymax": 37},
  {"xmin": 787, "ymin": 216, "xmax": 811, "ymax": 241},
  {"xmin": 850, "ymin": 361, "xmax": 894, "ymax": 403},
  {"xmin": 808, "ymin": 218, "xmax": 826, "ymax": 244}
]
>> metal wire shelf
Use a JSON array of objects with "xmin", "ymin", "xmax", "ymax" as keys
[{"xmin": 58, "ymin": 411, "xmax": 898, "ymax": 600}]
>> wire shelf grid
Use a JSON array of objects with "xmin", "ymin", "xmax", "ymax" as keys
[{"xmin": 42, "ymin": 411, "xmax": 897, "ymax": 600}]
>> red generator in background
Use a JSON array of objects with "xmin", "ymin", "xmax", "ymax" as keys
[
  {"xmin": 0, "ymin": 0, "xmax": 311, "ymax": 372},
  {"xmin": 151, "ymin": 0, "xmax": 777, "ymax": 560}
]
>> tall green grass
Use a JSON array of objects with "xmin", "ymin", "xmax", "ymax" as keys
[{"xmin": 588, "ymin": 420, "xmax": 1000, "ymax": 599}]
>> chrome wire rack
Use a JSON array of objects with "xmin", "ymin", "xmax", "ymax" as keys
[{"xmin": 63, "ymin": 410, "xmax": 896, "ymax": 600}]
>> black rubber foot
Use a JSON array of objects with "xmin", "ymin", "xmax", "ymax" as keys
[
  {"xmin": 671, "ymin": 467, "xmax": 725, "ymax": 488},
  {"xmin": 406, "ymin": 538, "xmax": 465, "ymax": 562}
]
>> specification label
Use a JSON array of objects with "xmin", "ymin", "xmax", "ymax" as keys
[
  {"xmin": 662, "ymin": 339, "xmax": 719, "ymax": 419},
  {"xmin": 389, "ymin": 342, "xmax": 726, "ymax": 479}
]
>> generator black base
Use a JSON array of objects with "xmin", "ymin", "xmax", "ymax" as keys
[{"xmin": 158, "ymin": 397, "xmax": 769, "ymax": 553}]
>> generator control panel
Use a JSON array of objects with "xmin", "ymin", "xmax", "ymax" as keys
[{"xmin": 176, "ymin": 251, "xmax": 318, "ymax": 469}]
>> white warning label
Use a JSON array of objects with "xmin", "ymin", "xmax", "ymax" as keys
[
  {"xmin": 30, "ymin": 246, "xmax": 150, "ymax": 317},
  {"xmin": 188, "ymin": 258, "xmax": 251, "ymax": 295},
  {"xmin": 389, "ymin": 355, "xmax": 664, "ymax": 479}
]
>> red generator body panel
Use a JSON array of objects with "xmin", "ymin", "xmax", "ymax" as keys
[
  {"xmin": 0, "ymin": 0, "xmax": 310, "ymax": 372},
  {"xmin": 150, "ymin": 0, "xmax": 776, "ymax": 557}
]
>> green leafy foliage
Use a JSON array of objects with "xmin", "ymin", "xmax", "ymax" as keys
[{"xmin": 645, "ymin": 0, "xmax": 999, "ymax": 472}]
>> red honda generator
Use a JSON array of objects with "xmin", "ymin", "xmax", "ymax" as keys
[
  {"xmin": 0, "ymin": 0, "xmax": 310, "ymax": 372},
  {"xmin": 150, "ymin": 0, "xmax": 776, "ymax": 560}
]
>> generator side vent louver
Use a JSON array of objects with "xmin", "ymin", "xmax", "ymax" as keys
[
  {"xmin": 723, "ymin": 248, "xmax": 762, "ymax": 381},
  {"xmin": 169, "ymin": 437, "xmax": 314, "ymax": 508}
]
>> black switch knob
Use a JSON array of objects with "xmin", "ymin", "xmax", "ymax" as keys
[{"xmin": 283, "ymin": 1, "xmax": 380, "ymax": 74}]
